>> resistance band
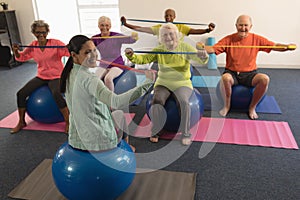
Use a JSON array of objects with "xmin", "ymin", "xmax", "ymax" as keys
[
  {"xmin": 212, "ymin": 45, "xmax": 297, "ymax": 49},
  {"xmin": 98, "ymin": 59, "xmax": 156, "ymax": 74},
  {"xmin": 91, "ymin": 35, "xmax": 132, "ymax": 39},
  {"xmin": 126, "ymin": 18, "xmax": 208, "ymax": 26},
  {"xmin": 133, "ymin": 50, "xmax": 197, "ymax": 55},
  {"xmin": 19, "ymin": 45, "xmax": 66, "ymax": 48}
]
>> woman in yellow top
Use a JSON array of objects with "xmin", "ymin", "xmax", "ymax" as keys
[{"xmin": 125, "ymin": 23, "xmax": 208, "ymax": 145}]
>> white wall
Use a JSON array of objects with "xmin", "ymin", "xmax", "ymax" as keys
[
  {"xmin": 119, "ymin": 0, "xmax": 300, "ymax": 67},
  {"xmin": 4, "ymin": 0, "xmax": 300, "ymax": 67},
  {"xmin": 6, "ymin": 0, "xmax": 36, "ymax": 44},
  {"xmin": 6, "ymin": 0, "xmax": 80, "ymax": 44}
]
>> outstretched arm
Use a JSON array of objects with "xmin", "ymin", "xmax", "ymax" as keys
[
  {"xmin": 272, "ymin": 43, "xmax": 297, "ymax": 52},
  {"xmin": 121, "ymin": 16, "xmax": 154, "ymax": 34},
  {"xmin": 196, "ymin": 42, "xmax": 215, "ymax": 54},
  {"xmin": 188, "ymin": 22, "xmax": 216, "ymax": 35}
]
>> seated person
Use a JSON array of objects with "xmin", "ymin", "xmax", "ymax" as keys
[{"xmin": 125, "ymin": 23, "xmax": 208, "ymax": 145}]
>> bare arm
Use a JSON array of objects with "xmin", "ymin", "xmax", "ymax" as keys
[
  {"xmin": 12, "ymin": 43, "xmax": 20, "ymax": 58},
  {"xmin": 196, "ymin": 42, "xmax": 215, "ymax": 54},
  {"xmin": 121, "ymin": 16, "xmax": 154, "ymax": 34},
  {"xmin": 272, "ymin": 43, "xmax": 297, "ymax": 52},
  {"xmin": 188, "ymin": 22, "xmax": 216, "ymax": 35}
]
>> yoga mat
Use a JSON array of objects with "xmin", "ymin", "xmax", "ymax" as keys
[
  {"xmin": 127, "ymin": 114, "xmax": 298, "ymax": 149},
  {"xmin": 0, "ymin": 111, "xmax": 135, "ymax": 133},
  {"xmin": 8, "ymin": 159, "xmax": 197, "ymax": 200},
  {"xmin": 202, "ymin": 93, "xmax": 282, "ymax": 114},
  {"xmin": 0, "ymin": 111, "xmax": 66, "ymax": 132},
  {"xmin": 192, "ymin": 76, "xmax": 221, "ymax": 88}
]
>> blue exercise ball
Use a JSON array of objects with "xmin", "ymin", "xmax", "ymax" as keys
[
  {"xmin": 146, "ymin": 89, "xmax": 204, "ymax": 132},
  {"xmin": 26, "ymin": 85, "xmax": 64, "ymax": 124},
  {"xmin": 52, "ymin": 140, "xmax": 136, "ymax": 200},
  {"xmin": 190, "ymin": 65, "xmax": 194, "ymax": 80},
  {"xmin": 113, "ymin": 70, "xmax": 137, "ymax": 94},
  {"xmin": 216, "ymin": 82, "xmax": 264, "ymax": 110}
]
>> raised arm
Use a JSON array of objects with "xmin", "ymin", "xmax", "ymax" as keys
[
  {"xmin": 188, "ymin": 22, "xmax": 216, "ymax": 35},
  {"xmin": 121, "ymin": 16, "xmax": 154, "ymax": 34}
]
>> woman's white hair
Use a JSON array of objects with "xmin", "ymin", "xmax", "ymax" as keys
[
  {"xmin": 98, "ymin": 16, "xmax": 111, "ymax": 25},
  {"xmin": 158, "ymin": 23, "xmax": 181, "ymax": 44}
]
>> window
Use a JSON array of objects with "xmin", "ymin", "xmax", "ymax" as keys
[
  {"xmin": 33, "ymin": 0, "xmax": 120, "ymax": 42},
  {"xmin": 76, "ymin": 0, "xmax": 120, "ymax": 37}
]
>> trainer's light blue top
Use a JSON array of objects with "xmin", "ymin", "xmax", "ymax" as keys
[{"xmin": 65, "ymin": 64, "xmax": 153, "ymax": 151}]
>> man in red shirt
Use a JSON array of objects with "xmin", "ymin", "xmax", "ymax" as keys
[{"xmin": 203, "ymin": 15, "xmax": 296, "ymax": 119}]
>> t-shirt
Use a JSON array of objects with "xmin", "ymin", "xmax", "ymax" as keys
[
  {"xmin": 92, "ymin": 32, "xmax": 136, "ymax": 68},
  {"xmin": 213, "ymin": 33, "xmax": 275, "ymax": 72},
  {"xmin": 151, "ymin": 24, "xmax": 191, "ymax": 39},
  {"xmin": 127, "ymin": 42, "xmax": 208, "ymax": 91}
]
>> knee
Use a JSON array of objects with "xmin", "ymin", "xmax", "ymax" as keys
[
  {"xmin": 16, "ymin": 89, "xmax": 27, "ymax": 100},
  {"xmin": 255, "ymin": 74, "xmax": 270, "ymax": 87},
  {"xmin": 221, "ymin": 73, "xmax": 233, "ymax": 84},
  {"xmin": 104, "ymin": 75, "xmax": 113, "ymax": 83},
  {"xmin": 177, "ymin": 98, "xmax": 189, "ymax": 108},
  {"xmin": 261, "ymin": 75, "xmax": 270, "ymax": 86},
  {"xmin": 152, "ymin": 96, "xmax": 165, "ymax": 106}
]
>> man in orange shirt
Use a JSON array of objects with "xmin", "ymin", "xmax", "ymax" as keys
[{"xmin": 203, "ymin": 15, "xmax": 296, "ymax": 119}]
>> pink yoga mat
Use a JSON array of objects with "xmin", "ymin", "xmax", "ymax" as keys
[
  {"xmin": 0, "ymin": 111, "xmax": 65, "ymax": 132},
  {"xmin": 0, "ymin": 111, "xmax": 136, "ymax": 133},
  {"xmin": 1, "ymin": 111, "xmax": 298, "ymax": 149},
  {"xmin": 126, "ymin": 114, "xmax": 298, "ymax": 150}
]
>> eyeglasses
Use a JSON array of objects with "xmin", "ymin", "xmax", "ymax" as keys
[{"xmin": 34, "ymin": 31, "xmax": 48, "ymax": 35}]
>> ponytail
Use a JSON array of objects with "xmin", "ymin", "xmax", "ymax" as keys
[
  {"xmin": 60, "ymin": 56, "xmax": 74, "ymax": 93},
  {"xmin": 60, "ymin": 35, "xmax": 91, "ymax": 93}
]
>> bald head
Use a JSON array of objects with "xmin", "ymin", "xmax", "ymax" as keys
[
  {"xmin": 235, "ymin": 15, "xmax": 253, "ymax": 38},
  {"xmin": 236, "ymin": 15, "xmax": 252, "ymax": 25}
]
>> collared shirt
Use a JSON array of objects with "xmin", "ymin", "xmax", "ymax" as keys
[
  {"xmin": 65, "ymin": 64, "xmax": 153, "ymax": 151},
  {"xmin": 15, "ymin": 39, "xmax": 69, "ymax": 80}
]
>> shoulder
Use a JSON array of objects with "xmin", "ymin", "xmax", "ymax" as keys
[
  {"xmin": 251, "ymin": 33, "xmax": 268, "ymax": 40},
  {"xmin": 176, "ymin": 24, "xmax": 189, "ymax": 28},
  {"xmin": 219, "ymin": 33, "xmax": 237, "ymax": 42},
  {"xmin": 48, "ymin": 39, "xmax": 66, "ymax": 45},
  {"xmin": 152, "ymin": 24, "xmax": 162, "ymax": 29},
  {"xmin": 110, "ymin": 32, "xmax": 124, "ymax": 36},
  {"xmin": 30, "ymin": 40, "xmax": 39, "ymax": 46}
]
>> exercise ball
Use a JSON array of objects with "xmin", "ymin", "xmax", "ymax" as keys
[
  {"xmin": 216, "ymin": 82, "xmax": 264, "ymax": 110},
  {"xmin": 26, "ymin": 85, "xmax": 64, "ymax": 123},
  {"xmin": 52, "ymin": 140, "xmax": 136, "ymax": 200},
  {"xmin": 190, "ymin": 64, "xmax": 194, "ymax": 80},
  {"xmin": 114, "ymin": 70, "xmax": 137, "ymax": 94},
  {"xmin": 146, "ymin": 89, "xmax": 204, "ymax": 132}
]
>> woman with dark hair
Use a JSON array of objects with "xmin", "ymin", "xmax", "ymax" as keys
[
  {"xmin": 11, "ymin": 20, "xmax": 70, "ymax": 134},
  {"xmin": 60, "ymin": 35, "xmax": 155, "ymax": 151}
]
